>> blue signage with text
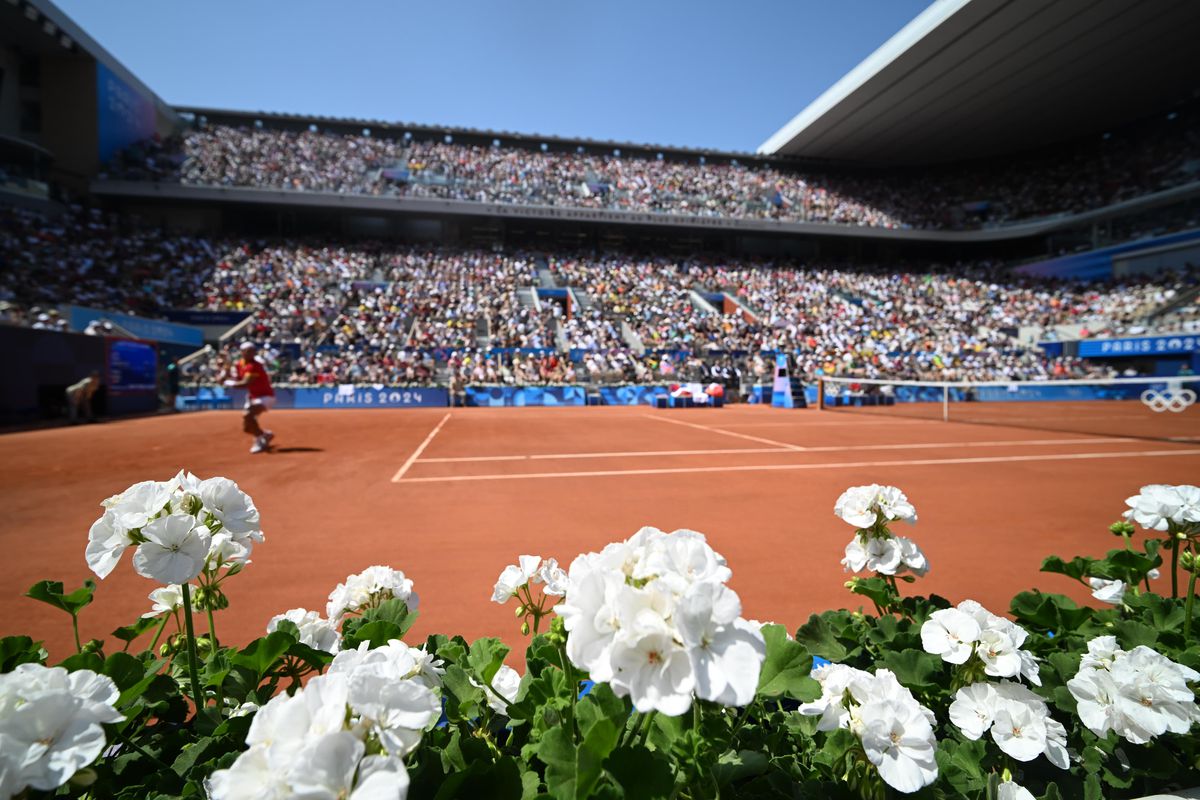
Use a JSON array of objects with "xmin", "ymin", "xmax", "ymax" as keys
[{"xmin": 1078, "ymin": 335, "xmax": 1198, "ymax": 358}]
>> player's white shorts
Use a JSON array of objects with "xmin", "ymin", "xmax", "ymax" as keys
[{"xmin": 245, "ymin": 395, "xmax": 276, "ymax": 411}]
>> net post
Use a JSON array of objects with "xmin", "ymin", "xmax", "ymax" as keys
[
  {"xmin": 942, "ymin": 385, "xmax": 949, "ymax": 422},
  {"xmin": 817, "ymin": 378, "xmax": 825, "ymax": 410}
]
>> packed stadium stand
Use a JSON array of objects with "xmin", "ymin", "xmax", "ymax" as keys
[{"xmin": 1, "ymin": 0, "xmax": 1199, "ymax": 419}]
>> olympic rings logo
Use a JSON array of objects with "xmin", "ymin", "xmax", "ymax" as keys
[{"xmin": 1141, "ymin": 388, "xmax": 1197, "ymax": 413}]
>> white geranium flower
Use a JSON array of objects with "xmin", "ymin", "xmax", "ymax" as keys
[
  {"xmin": 896, "ymin": 536, "xmax": 929, "ymax": 576},
  {"xmin": 142, "ymin": 584, "xmax": 194, "ymax": 618},
  {"xmin": 1173, "ymin": 485, "xmax": 1200, "ymax": 525},
  {"xmin": 857, "ymin": 698, "xmax": 938, "ymax": 793},
  {"xmin": 977, "ymin": 629, "xmax": 1023, "ymax": 679},
  {"xmin": 205, "ymin": 744, "xmax": 291, "ymax": 799},
  {"xmin": 85, "ymin": 511, "xmax": 133, "ymax": 579},
  {"xmin": 132, "ymin": 514, "xmax": 211, "ymax": 585},
  {"xmin": 110, "ymin": 480, "xmax": 174, "ymax": 531},
  {"xmin": 611, "ymin": 624, "xmax": 695, "ymax": 716},
  {"xmin": 874, "ymin": 486, "xmax": 918, "ymax": 524},
  {"xmin": 799, "ymin": 663, "xmax": 876, "ymax": 731},
  {"xmin": 492, "ymin": 555, "xmax": 542, "ymax": 603},
  {"xmin": 535, "ymin": 558, "xmax": 569, "ymax": 596},
  {"xmin": 998, "ymin": 781, "xmax": 1037, "ymax": 800},
  {"xmin": 834, "ymin": 485, "xmax": 880, "ymax": 528},
  {"xmin": 675, "ymin": 582, "xmax": 765, "ymax": 707},
  {"xmin": 198, "ymin": 477, "xmax": 262, "ymax": 537},
  {"xmin": 1124, "ymin": 484, "xmax": 1183, "ymax": 531},
  {"xmin": 1088, "ymin": 577, "xmax": 1126, "ymax": 605},
  {"xmin": 267, "ymin": 608, "xmax": 341, "ymax": 654},
  {"xmin": 327, "ymin": 566, "xmax": 418, "ymax": 623},
  {"xmin": 921, "ymin": 608, "xmax": 981, "ymax": 665},
  {"xmin": 352, "ymin": 755, "xmax": 410, "ymax": 798},
  {"xmin": 473, "ymin": 664, "xmax": 522, "ymax": 715},
  {"xmin": 0, "ymin": 666, "xmax": 123, "ymax": 795}
]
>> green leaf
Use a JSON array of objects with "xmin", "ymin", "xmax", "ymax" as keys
[
  {"xmin": 1041, "ymin": 555, "xmax": 1095, "ymax": 582},
  {"xmin": 712, "ymin": 749, "xmax": 770, "ymax": 787},
  {"xmin": 847, "ymin": 576, "xmax": 897, "ymax": 608},
  {"xmin": 878, "ymin": 649, "xmax": 942, "ymax": 692},
  {"xmin": 229, "ymin": 631, "xmax": 294, "ymax": 680},
  {"xmin": 795, "ymin": 612, "xmax": 854, "ymax": 662},
  {"xmin": 25, "ymin": 579, "xmax": 96, "ymax": 616},
  {"xmin": 467, "ymin": 637, "xmax": 511, "ymax": 685},
  {"xmin": 1113, "ymin": 619, "xmax": 1160, "ymax": 648},
  {"xmin": 757, "ymin": 624, "xmax": 819, "ymax": 700},
  {"xmin": 537, "ymin": 713, "xmax": 621, "ymax": 800},
  {"xmin": 605, "ymin": 746, "xmax": 675, "ymax": 799},
  {"xmin": 441, "ymin": 664, "xmax": 485, "ymax": 721},
  {"xmin": 0, "ymin": 635, "xmax": 47, "ymax": 671},
  {"xmin": 111, "ymin": 617, "xmax": 159, "ymax": 644},
  {"xmin": 361, "ymin": 597, "xmax": 417, "ymax": 637},
  {"xmin": 1010, "ymin": 591, "xmax": 1093, "ymax": 632}
]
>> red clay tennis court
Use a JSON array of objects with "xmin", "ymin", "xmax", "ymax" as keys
[{"xmin": 2, "ymin": 403, "xmax": 1198, "ymax": 660}]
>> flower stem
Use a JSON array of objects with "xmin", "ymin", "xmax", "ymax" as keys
[
  {"xmin": 148, "ymin": 614, "xmax": 170, "ymax": 653},
  {"xmin": 1171, "ymin": 536, "xmax": 1180, "ymax": 598},
  {"xmin": 206, "ymin": 604, "xmax": 218, "ymax": 647},
  {"xmin": 1185, "ymin": 553, "xmax": 1198, "ymax": 647},
  {"xmin": 71, "ymin": 614, "xmax": 82, "ymax": 653},
  {"xmin": 179, "ymin": 583, "xmax": 205, "ymax": 714}
]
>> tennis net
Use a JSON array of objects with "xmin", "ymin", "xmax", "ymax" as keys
[{"xmin": 816, "ymin": 375, "xmax": 1200, "ymax": 442}]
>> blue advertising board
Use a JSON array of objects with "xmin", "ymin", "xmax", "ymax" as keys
[
  {"xmin": 68, "ymin": 305, "xmax": 203, "ymax": 348},
  {"xmin": 464, "ymin": 386, "xmax": 585, "ymax": 407},
  {"xmin": 1078, "ymin": 335, "xmax": 1198, "ymax": 358},
  {"xmin": 96, "ymin": 63, "xmax": 157, "ymax": 163},
  {"xmin": 107, "ymin": 339, "xmax": 157, "ymax": 393},
  {"xmin": 164, "ymin": 310, "xmax": 252, "ymax": 327},
  {"xmin": 225, "ymin": 387, "xmax": 448, "ymax": 409}
]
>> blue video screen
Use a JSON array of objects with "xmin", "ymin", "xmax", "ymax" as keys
[{"xmin": 108, "ymin": 339, "xmax": 157, "ymax": 393}]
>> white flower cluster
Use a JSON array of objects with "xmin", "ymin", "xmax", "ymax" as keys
[
  {"xmin": 267, "ymin": 608, "xmax": 342, "ymax": 654},
  {"xmin": 208, "ymin": 639, "xmax": 442, "ymax": 799},
  {"xmin": 921, "ymin": 600, "xmax": 1041, "ymax": 685},
  {"xmin": 948, "ymin": 681, "xmax": 1068, "ymax": 768},
  {"xmin": 86, "ymin": 472, "xmax": 263, "ymax": 585},
  {"xmin": 1124, "ymin": 484, "xmax": 1200, "ymax": 531},
  {"xmin": 834, "ymin": 485, "xmax": 928, "ymax": 577},
  {"xmin": 492, "ymin": 555, "xmax": 568, "ymax": 603},
  {"xmin": 798, "ymin": 664, "xmax": 938, "ymax": 794},
  {"xmin": 327, "ymin": 565, "xmax": 419, "ymax": 624},
  {"xmin": 556, "ymin": 527, "xmax": 765, "ymax": 716},
  {"xmin": 1067, "ymin": 635, "xmax": 1200, "ymax": 744},
  {"xmin": 834, "ymin": 484, "xmax": 918, "ymax": 529},
  {"xmin": 0, "ymin": 664, "xmax": 123, "ymax": 797}
]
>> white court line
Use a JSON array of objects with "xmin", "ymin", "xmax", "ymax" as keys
[
  {"xmin": 641, "ymin": 413, "xmax": 805, "ymax": 450},
  {"xmin": 390, "ymin": 413, "xmax": 452, "ymax": 482},
  {"xmin": 395, "ymin": 448, "xmax": 1200, "ymax": 484},
  {"xmin": 416, "ymin": 436, "xmax": 1138, "ymax": 464}
]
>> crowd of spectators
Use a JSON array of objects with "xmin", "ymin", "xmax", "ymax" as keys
[
  {"xmin": 3, "ymin": 205, "xmax": 1196, "ymax": 389},
  {"xmin": 108, "ymin": 102, "xmax": 1200, "ymax": 230}
]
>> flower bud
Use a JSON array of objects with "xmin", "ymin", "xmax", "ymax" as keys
[
  {"xmin": 1181, "ymin": 551, "xmax": 1197, "ymax": 573},
  {"xmin": 69, "ymin": 768, "xmax": 98, "ymax": 787},
  {"xmin": 81, "ymin": 638, "xmax": 104, "ymax": 655},
  {"xmin": 515, "ymin": 604, "xmax": 525, "ymax": 617},
  {"xmin": 1109, "ymin": 520, "xmax": 1135, "ymax": 537},
  {"xmin": 520, "ymin": 621, "xmax": 530, "ymax": 636}
]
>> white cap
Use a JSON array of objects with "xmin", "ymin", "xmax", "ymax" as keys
[{"xmin": 239, "ymin": 342, "xmax": 256, "ymax": 351}]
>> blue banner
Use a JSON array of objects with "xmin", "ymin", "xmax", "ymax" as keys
[
  {"xmin": 1078, "ymin": 335, "xmax": 1198, "ymax": 358},
  {"xmin": 596, "ymin": 385, "xmax": 671, "ymax": 406},
  {"xmin": 464, "ymin": 386, "xmax": 585, "ymax": 407},
  {"xmin": 295, "ymin": 387, "xmax": 448, "ymax": 408},
  {"xmin": 67, "ymin": 305, "xmax": 203, "ymax": 348},
  {"xmin": 164, "ymin": 310, "xmax": 252, "ymax": 326}
]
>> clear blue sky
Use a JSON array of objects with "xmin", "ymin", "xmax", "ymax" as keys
[{"xmin": 55, "ymin": 0, "xmax": 931, "ymax": 152}]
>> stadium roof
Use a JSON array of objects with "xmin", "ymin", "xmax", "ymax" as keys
[{"xmin": 758, "ymin": 0, "xmax": 1200, "ymax": 165}]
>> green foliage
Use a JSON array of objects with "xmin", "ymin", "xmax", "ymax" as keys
[{"xmin": 10, "ymin": 519, "xmax": 1200, "ymax": 800}]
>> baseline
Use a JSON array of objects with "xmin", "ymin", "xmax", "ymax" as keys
[{"xmin": 394, "ymin": 447, "xmax": 1200, "ymax": 484}]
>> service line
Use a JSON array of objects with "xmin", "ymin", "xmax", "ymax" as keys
[
  {"xmin": 640, "ymin": 413, "xmax": 805, "ymax": 450},
  {"xmin": 390, "ymin": 412, "xmax": 452, "ymax": 482},
  {"xmin": 415, "ymin": 436, "xmax": 1137, "ymax": 464},
  {"xmin": 395, "ymin": 447, "xmax": 1200, "ymax": 484}
]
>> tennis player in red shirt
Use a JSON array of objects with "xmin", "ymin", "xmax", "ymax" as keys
[{"xmin": 224, "ymin": 342, "xmax": 276, "ymax": 454}]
